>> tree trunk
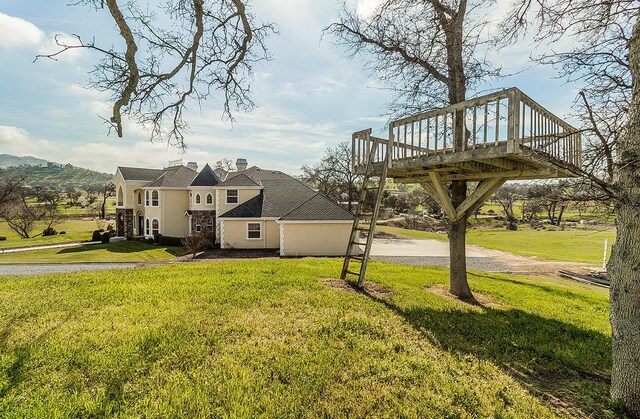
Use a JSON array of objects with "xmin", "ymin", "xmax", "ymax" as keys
[
  {"xmin": 608, "ymin": 14, "xmax": 640, "ymax": 417},
  {"xmin": 448, "ymin": 179, "xmax": 472, "ymax": 298}
]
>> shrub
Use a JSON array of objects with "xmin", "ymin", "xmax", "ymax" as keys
[
  {"xmin": 42, "ymin": 227, "xmax": 58, "ymax": 236},
  {"xmin": 145, "ymin": 237, "xmax": 155, "ymax": 245},
  {"xmin": 101, "ymin": 232, "xmax": 110, "ymax": 244},
  {"xmin": 156, "ymin": 234, "xmax": 184, "ymax": 247},
  {"xmin": 0, "ymin": 236, "xmax": 6, "ymax": 241},
  {"xmin": 106, "ymin": 223, "xmax": 115, "ymax": 232},
  {"xmin": 506, "ymin": 222, "xmax": 518, "ymax": 231},
  {"xmin": 59, "ymin": 231, "xmax": 66, "ymax": 235},
  {"xmin": 92, "ymin": 230, "xmax": 102, "ymax": 242}
]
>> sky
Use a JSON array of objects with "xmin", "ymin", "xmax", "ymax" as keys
[{"xmin": 0, "ymin": 0, "xmax": 580, "ymax": 175}]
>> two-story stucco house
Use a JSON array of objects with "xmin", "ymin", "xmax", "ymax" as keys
[{"xmin": 114, "ymin": 159, "xmax": 355, "ymax": 256}]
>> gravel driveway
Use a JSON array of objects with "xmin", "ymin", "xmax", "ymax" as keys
[{"xmin": 0, "ymin": 263, "xmax": 164, "ymax": 276}]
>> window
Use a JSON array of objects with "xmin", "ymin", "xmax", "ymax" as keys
[
  {"xmin": 195, "ymin": 193, "xmax": 201, "ymax": 204},
  {"xmin": 145, "ymin": 191, "xmax": 149, "ymax": 206},
  {"xmin": 137, "ymin": 191, "xmax": 142, "ymax": 205},
  {"xmin": 247, "ymin": 222, "xmax": 261, "ymax": 239},
  {"xmin": 207, "ymin": 218, "xmax": 214, "ymax": 231},
  {"xmin": 226, "ymin": 190, "xmax": 239, "ymax": 204},
  {"xmin": 195, "ymin": 224, "xmax": 202, "ymax": 232},
  {"xmin": 206, "ymin": 193, "xmax": 213, "ymax": 204},
  {"xmin": 145, "ymin": 218, "xmax": 150, "ymax": 235},
  {"xmin": 151, "ymin": 190, "xmax": 159, "ymax": 206},
  {"xmin": 152, "ymin": 219, "xmax": 159, "ymax": 236}
]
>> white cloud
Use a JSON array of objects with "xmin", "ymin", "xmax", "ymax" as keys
[
  {"xmin": 356, "ymin": 0, "xmax": 382, "ymax": 18},
  {"xmin": 0, "ymin": 125, "xmax": 57, "ymax": 157},
  {"xmin": 0, "ymin": 12, "xmax": 45, "ymax": 48}
]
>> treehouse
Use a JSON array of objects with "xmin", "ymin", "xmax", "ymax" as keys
[{"xmin": 341, "ymin": 87, "xmax": 582, "ymax": 286}]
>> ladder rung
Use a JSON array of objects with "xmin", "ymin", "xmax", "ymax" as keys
[
  {"xmin": 344, "ymin": 270, "xmax": 361, "ymax": 276},
  {"xmin": 352, "ymin": 241, "xmax": 367, "ymax": 246},
  {"xmin": 359, "ymin": 212, "xmax": 374, "ymax": 217},
  {"xmin": 349, "ymin": 255, "xmax": 364, "ymax": 261},
  {"xmin": 364, "ymin": 186, "xmax": 379, "ymax": 190},
  {"xmin": 356, "ymin": 227, "xmax": 369, "ymax": 231}
]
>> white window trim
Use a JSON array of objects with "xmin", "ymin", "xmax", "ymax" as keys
[
  {"xmin": 206, "ymin": 193, "xmax": 213, "ymax": 205},
  {"xmin": 137, "ymin": 191, "xmax": 142, "ymax": 205},
  {"xmin": 195, "ymin": 224, "xmax": 202, "ymax": 232},
  {"xmin": 226, "ymin": 189, "xmax": 239, "ymax": 205},
  {"xmin": 145, "ymin": 191, "xmax": 150, "ymax": 207},
  {"xmin": 151, "ymin": 190, "xmax": 159, "ymax": 207},
  {"xmin": 246, "ymin": 222, "xmax": 262, "ymax": 240},
  {"xmin": 195, "ymin": 193, "xmax": 201, "ymax": 204},
  {"xmin": 151, "ymin": 218, "xmax": 160, "ymax": 236},
  {"xmin": 145, "ymin": 217, "xmax": 150, "ymax": 236}
]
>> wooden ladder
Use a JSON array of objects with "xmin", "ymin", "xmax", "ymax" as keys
[{"xmin": 340, "ymin": 138, "xmax": 389, "ymax": 288}]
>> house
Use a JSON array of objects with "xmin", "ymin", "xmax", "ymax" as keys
[{"xmin": 114, "ymin": 159, "xmax": 356, "ymax": 256}]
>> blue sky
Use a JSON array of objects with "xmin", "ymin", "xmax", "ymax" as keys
[{"xmin": 0, "ymin": 0, "xmax": 580, "ymax": 175}]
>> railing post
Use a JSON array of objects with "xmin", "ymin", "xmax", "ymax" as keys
[
  {"xmin": 507, "ymin": 89, "xmax": 521, "ymax": 154},
  {"xmin": 388, "ymin": 124, "xmax": 395, "ymax": 168}
]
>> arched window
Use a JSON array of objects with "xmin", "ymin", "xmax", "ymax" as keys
[
  {"xmin": 195, "ymin": 193, "xmax": 201, "ymax": 204},
  {"xmin": 206, "ymin": 193, "xmax": 213, "ymax": 204},
  {"xmin": 151, "ymin": 190, "xmax": 159, "ymax": 206},
  {"xmin": 145, "ymin": 218, "xmax": 150, "ymax": 235},
  {"xmin": 145, "ymin": 191, "xmax": 150, "ymax": 206},
  {"xmin": 152, "ymin": 219, "xmax": 159, "ymax": 236},
  {"xmin": 117, "ymin": 186, "xmax": 123, "ymax": 206},
  {"xmin": 137, "ymin": 191, "xmax": 142, "ymax": 205}
]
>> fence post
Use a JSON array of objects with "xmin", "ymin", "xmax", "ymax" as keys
[{"xmin": 507, "ymin": 89, "xmax": 521, "ymax": 154}]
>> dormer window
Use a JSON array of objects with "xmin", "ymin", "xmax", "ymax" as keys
[
  {"xmin": 195, "ymin": 193, "xmax": 201, "ymax": 204},
  {"xmin": 145, "ymin": 191, "xmax": 150, "ymax": 206},
  {"xmin": 226, "ymin": 190, "xmax": 238, "ymax": 204},
  {"xmin": 206, "ymin": 193, "xmax": 213, "ymax": 204}
]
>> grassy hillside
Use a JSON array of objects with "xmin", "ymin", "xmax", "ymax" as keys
[
  {"xmin": 0, "ymin": 260, "xmax": 614, "ymax": 417},
  {"xmin": 2, "ymin": 163, "xmax": 112, "ymax": 189},
  {"xmin": 0, "ymin": 154, "xmax": 48, "ymax": 168}
]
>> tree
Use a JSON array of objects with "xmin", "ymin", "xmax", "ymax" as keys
[
  {"xmin": 327, "ymin": 0, "xmax": 497, "ymax": 298},
  {"xmin": 0, "ymin": 188, "xmax": 57, "ymax": 239},
  {"xmin": 502, "ymin": 0, "xmax": 640, "ymax": 413},
  {"xmin": 38, "ymin": 189, "xmax": 63, "ymax": 207},
  {"xmin": 181, "ymin": 231, "xmax": 209, "ymax": 259},
  {"xmin": 0, "ymin": 171, "xmax": 25, "ymax": 207},
  {"xmin": 36, "ymin": 0, "xmax": 275, "ymax": 148},
  {"xmin": 99, "ymin": 182, "xmax": 116, "ymax": 220},
  {"xmin": 493, "ymin": 184, "xmax": 520, "ymax": 223},
  {"xmin": 301, "ymin": 143, "xmax": 361, "ymax": 211},
  {"xmin": 66, "ymin": 187, "xmax": 82, "ymax": 206},
  {"xmin": 215, "ymin": 158, "xmax": 236, "ymax": 172}
]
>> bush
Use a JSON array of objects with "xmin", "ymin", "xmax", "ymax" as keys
[
  {"xmin": 101, "ymin": 232, "xmax": 110, "ymax": 244},
  {"xmin": 0, "ymin": 236, "xmax": 6, "ymax": 241},
  {"xmin": 92, "ymin": 230, "xmax": 102, "ymax": 242},
  {"xmin": 42, "ymin": 227, "xmax": 58, "ymax": 236},
  {"xmin": 156, "ymin": 234, "xmax": 184, "ymax": 247},
  {"xmin": 59, "ymin": 231, "xmax": 66, "ymax": 235},
  {"xmin": 106, "ymin": 223, "xmax": 115, "ymax": 232},
  {"xmin": 144, "ymin": 237, "xmax": 155, "ymax": 245},
  {"xmin": 506, "ymin": 221, "xmax": 518, "ymax": 231}
]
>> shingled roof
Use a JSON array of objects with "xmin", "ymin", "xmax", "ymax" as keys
[
  {"xmin": 218, "ymin": 172, "xmax": 261, "ymax": 187},
  {"xmin": 219, "ymin": 168, "xmax": 353, "ymax": 221},
  {"xmin": 118, "ymin": 167, "xmax": 166, "ymax": 181},
  {"xmin": 146, "ymin": 165, "xmax": 197, "ymax": 188},
  {"xmin": 189, "ymin": 163, "xmax": 221, "ymax": 187},
  {"xmin": 279, "ymin": 194, "xmax": 355, "ymax": 221}
]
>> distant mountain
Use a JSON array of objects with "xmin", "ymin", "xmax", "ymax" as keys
[
  {"xmin": 0, "ymin": 155, "xmax": 113, "ymax": 190},
  {"xmin": 0, "ymin": 154, "xmax": 49, "ymax": 169}
]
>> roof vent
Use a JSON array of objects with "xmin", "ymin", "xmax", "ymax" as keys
[
  {"xmin": 187, "ymin": 161, "xmax": 198, "ymax": 171},
  {"xmin": 236, "ymin": 158, "xmax": 248, "ymax": 171}
]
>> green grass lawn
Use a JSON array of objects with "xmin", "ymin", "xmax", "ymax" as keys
[
  {"xmin": 0, "ymin": 259, "xmax": 614, "ymax": 417},
  {"xmin": 0, "ymin": 241, "xmax": 187, "ymax": 263},
  {"xmin": 377, "ymin": 225, "xmax": 616, "ymax": 265},
  {"xmin": 0, "ymin": 219, "xmax": 99, "ymax": 249}
]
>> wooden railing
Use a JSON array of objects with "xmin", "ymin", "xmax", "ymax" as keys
[{"xmin": 353, "ymin": 87, "xmax": 582, "ymax": 170}]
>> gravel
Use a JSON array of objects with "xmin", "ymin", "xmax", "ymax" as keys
[
  {"xmin": 0, "ymin": 263, "xmax": 164, "ymax": 276},
  {"xmin": 371, "ymin": 256, "xmax": 513, "ymax": 272}
]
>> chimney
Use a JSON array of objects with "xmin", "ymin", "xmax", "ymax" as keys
[
  {"xmin": 187, "ymin": 161, "xmax": 198, "ymax": 171},
  {"xmin": 236, "ymin": 158, "xmax": 248, "ymax": 171}
]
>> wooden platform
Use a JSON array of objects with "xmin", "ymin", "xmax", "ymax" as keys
[{"xmin": 353, "ymin": 88, "xmax": 581, "ymax": 183}]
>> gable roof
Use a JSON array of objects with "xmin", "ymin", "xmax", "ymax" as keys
[
  {"xmin": 219, "ymin": 168, "xmax": 353, "ymax": 221},
  {"xmin": 189, "ymin": 163, "xmax": 221, "ymax": 187},
  {"xmin": 146, "ymin": 165, "xmax": 197, "ymax": 188},
  {"xmin": 279, "ymin": 193, "xmax": 355, "ymax": 221},
  {"xmin": 118, "ymin": 167, "xmax": 166, "ymax": 181},
  {"xmin": 218, "ymin": 172, "xmax": 261, "ymax": 187}
]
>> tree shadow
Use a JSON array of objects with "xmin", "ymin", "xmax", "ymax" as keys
[
  {"xmin": 56, "ymin": 242, "xmax": 185, "ymax": 257},
  {"xmin": 360, "ymin": 287, "xmax": 615, "ymax": 417}
]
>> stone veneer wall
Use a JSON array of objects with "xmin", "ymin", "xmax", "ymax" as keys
[
  {"xmin": 116, "ymin": 208, "xmax": 134, "ymax": 237},
  {"xmin": 190, "ymin": 210, "xmax": 216, "ymax": 238}
]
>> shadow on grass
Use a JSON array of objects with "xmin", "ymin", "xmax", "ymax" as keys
[
  {"xmin": 359, "ymin": 286, "xmax": 615, "ymax": 417},
  {"xmin": 56, "ymin": 241, "xmax": 185, "ymax": 257}
]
